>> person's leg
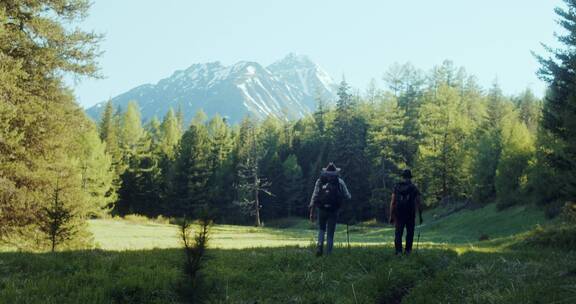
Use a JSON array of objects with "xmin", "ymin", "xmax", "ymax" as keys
[
  {"xmin": 325, "ymin": 211, "xmax": 337, "ymax": 254},
  {"xmin": 394, "ymin": 218, "xmax": 405, "ymax": 255},
  {"xmin": 317, "ymin": 209, "xmax": 327, "ymax": 255},
  {"xmin": 405, "ymin": 217, "xmax": 415, "ymax": 254}
]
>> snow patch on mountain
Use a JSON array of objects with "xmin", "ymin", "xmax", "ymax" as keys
[{"xmin": 86, "ymin": 54, "xmax": 336, "ymax": 124}]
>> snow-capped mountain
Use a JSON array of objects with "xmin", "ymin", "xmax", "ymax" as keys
[
  {"xmin": 86, "ymin": 54, "xmax": 336, "ymax": 124},
  {"xmin": 268, "ymin": 53, "xmax": 336, "ymax": 101}
]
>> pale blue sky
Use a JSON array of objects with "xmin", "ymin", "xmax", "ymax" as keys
[{"xmin": 71, "ymin": 0, "xmax": 564, "ymax": 108}]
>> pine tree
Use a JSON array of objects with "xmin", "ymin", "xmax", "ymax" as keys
[
  {"xmin": 115, "ymin": 102, "xmax": 162, "ymax": 216},
  {"xmin": 367, "ymin": 95, "xmax": 408, "ymax": 220},
  {"xmin": 417, "ymin": 84, "xmax": 473, "ymax": 205},
  {"xmin": 205, "ymin": 115, "xmax": 234, "ymax": 213},
  {"xmin": 527, "ymin": 127, "xmax": 566, "ymax": 214},
  {"xmin": 171, "ymin": 118, "xmax": 211, "ymax": 217},
  {"xmin": 514, "ymin": 89, "xmax": 542, "ymax": 134},
  {"xmin": 36, "ymin": 153, "xmax": 93, "ymax": 251},
  {"xmin": 77, "ymin": 123, "xmax": 115, "ymax": 215},
  {"xmin": 384, "ymin": 63, "xmax": 425, "ymax": 167},
  {"xmin": 365, "ymin": 78, "xmax": 380, "ymax": 105},
  {"xmin": 160, "ymin": 109, "xmax": 181, "ymax": 160},
  {"xmin": 282, "ymin": 154, "xmax": 305, "ymax": 217},
  {"xmin": 176, "ymin": 103, "xmax": 185, "ymax": 133},
  {"xmin": 147, "ymin": 116, "xmax": 162, "ymax": 149},
  {"xmin": 99, "ymin": 100, "xmax": 122, "ymax": 165},
  {"xmin": 330, "ymin": 80, "xmax": 371, "ymax": 222},
  {"xmin": 120, "ymin": 101, "xmax": 145, "ymax": 155},
  {"xmin": 495, "ymin": 114, "xmax": 535, "ymax": 208},
  {"xmin": 39, "ymin": 179, "xmax": 78, "ymax": 252},
  {"xmin": 314, "ymin": 87, "xmax": 328, "ymax": 136},
  {"xmin": 531, "ymin": 0, "xmax": 576, "ymax": 208},
  {"xmin": 0, "ymin": 0, "xmax": 101, "ymax": 244},
  {"xmin": 206, "ymin": 115, "xmax": 233, "ymax": 173},
  {"xmin": 99, "ymin": 100, "xmax": 115, "ymax": 141},
  {"xmin": 470, "ymin": 82, "xmax": 512, "ymax": 204},
  {"xmin": 97, "ymin": 100, "xmax": 123, "ymax": 211}
]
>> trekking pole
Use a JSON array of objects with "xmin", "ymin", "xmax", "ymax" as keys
[
  {"xmin": 346, "ymin": 222, "xmax": 351, "ymax": 251},
  {"xmin": 415, "ymin": 227, "xmax": 421, "ymax": 253}
]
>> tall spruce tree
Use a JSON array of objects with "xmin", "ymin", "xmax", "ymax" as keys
[
  {"xmin": 0, "ymin": 0, "xmax": 101, "ymax": 244},
  {"xmin": 533, "ymin": 0, "xmax": 576, "ymax": 208},
  {"xmin": 205, "ymin": 115, "xmax": 235, "ymax": 216},
  {"xmin": 160, "ymin": 109, "xmax": 181, "ymax": 160},
  {"xmin": 471, "ymin": 83, "xmax": 511, "ymax": 204},
  {"xmin": 147, "ymin": 117, "xmax": 162, "ymax": 149},
  {"xmin": 171, "ymin": 117, "xmax": 211, "ymax": 217},
  {"xmin": 514, "ymin": 89, "xmax": 542, "ymax": 133},
  {"xmin": 99, "ymin": 100, "xmax": 122, "ymax": 167},
  {"xmin": 115, "ymin": 103, "xmax": 162, "ymax": 216},
  {"xmin": 281, "ymin": 154, "xmax": 305, "ymax": 218},
  {"xmin": 120, "ymin": 101, "xmax": 146, "ymax": 155},
  {"xmin": 495, "ymin": 114, "xmax": 535, "ymax": 208},
  {"xmin": 417, "ymin": 84, "xmax": 473, "ymax": 205},
  {"xmin": 383, "ymin": 63, "xmax": 424, "ymax": 167},
  {"xmin": 367, "ymin": 95, "xmax": 408, "ymax": 221},
  {"xmin": 254, "ymin": 117, "xmax": 284, "ymax": 220},
  {"xmin": 331, "ymin": 80, "xmax": 371, "ymax": 222},
  {"xmin": 77, "ymin": 123, "xmax": 115, "ymax": 215}
]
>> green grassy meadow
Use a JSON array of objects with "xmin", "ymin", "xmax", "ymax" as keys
[
  {"xmin": 88, "ymin": 204, "xmax": 547, "ymax": 251},
  {"xmin": 1, "ymin": 204, "xmax": 575, "ymax": 303}
]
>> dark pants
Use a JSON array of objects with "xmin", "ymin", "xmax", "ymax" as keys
[
  {"xmin": 395, "ymin": 216, "xmax": 415, "ymax": 254},
  {"xmin": 317, "ymin": 208, "xmax": 338, "ymax": 254}
]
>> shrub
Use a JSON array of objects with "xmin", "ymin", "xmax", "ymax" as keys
[
  {"xmin": 521, "ymin": 224, "xmax": 576, "ymax": 250},
  {"xmin": 121, "ymin": 214, "xmax": 171, "ymax": 225},
  {"xmin": 123, "ymin": 214, "xmax": 153, "ymax": 224}
]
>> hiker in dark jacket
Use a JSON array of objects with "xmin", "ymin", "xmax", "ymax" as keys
[
  {"xmin": 389, "ymin": 169, "xmax": 423, "ymax": 255},
  {"xmin": 309, "ymin": 163, "xmax": 351, "ymax": 256}
]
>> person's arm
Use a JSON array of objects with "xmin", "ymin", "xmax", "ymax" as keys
[
  {"xmin": 339, "ymin": 179, "xmax": 352, "ymax": 200},
  {"xmin": 389, "ymin": 192, "xmax": 396, "ymax": 224},
  {"xmin": 309, "ymin": 179, "xmax": 320, "ymax": 222}
]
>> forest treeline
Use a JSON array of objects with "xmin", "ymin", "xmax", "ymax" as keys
[
  {"xmin": 1, "ymin": 0, "xmax": 575, "ymax": 250},
  {"xmin": 96, "ymin": 65, "xmax": 544, "ymax": 227}
]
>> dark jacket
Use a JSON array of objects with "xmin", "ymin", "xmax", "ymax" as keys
[{"xmin": 389, "ymin": 180, "xmax": 421, "ymax": 223}]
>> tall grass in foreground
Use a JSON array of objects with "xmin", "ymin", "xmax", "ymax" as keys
[{"xmin": 0, "ymin": 225, "xmax": 575, "ymax": 303}]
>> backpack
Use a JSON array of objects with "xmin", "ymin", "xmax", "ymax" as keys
[
  {"xmin": 394, "ymin": 181, "xmax": 417, "ymax": 217},
  {"xmin": 317, "ymin": 172, "xmax": 342, "ymax": 211}
]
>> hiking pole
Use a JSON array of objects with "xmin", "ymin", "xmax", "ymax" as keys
[
  {"xmin": 346, "ymin": 222, "xmax": 351, "ymax": 251},
  {"xmin": 415, "ymin": 227, "xmax": 421, "ymax": 254}
]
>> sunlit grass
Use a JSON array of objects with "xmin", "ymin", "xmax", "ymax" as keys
[
  {"xmin": 2, "ymin": 204, "xmax": 574, "ymax": 303},
  {"xmin": 88, "ymin": 203, "xmax": 549, "ymax": 251}
]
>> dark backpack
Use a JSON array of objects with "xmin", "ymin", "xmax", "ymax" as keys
[
  {"xmin": 317, "ymin": 172, "xmax": 342, "ymax": 211},
  {"xmin": 394, "ymin": 181, "xmax": 417, "ymax": 217}
]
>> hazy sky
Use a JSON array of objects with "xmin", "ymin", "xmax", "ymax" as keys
[{"xmin": 71, "ymin": 0, "xmax": 564, "ymax": 108}]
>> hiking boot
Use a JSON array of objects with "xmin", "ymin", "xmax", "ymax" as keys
[
  {"xmin": 404, "ymin": 250, "xmax": 411, "ymax": 256},
  {"xmin": 315, "ymin": 247, "xmax": 323, "ymax": 257}
]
